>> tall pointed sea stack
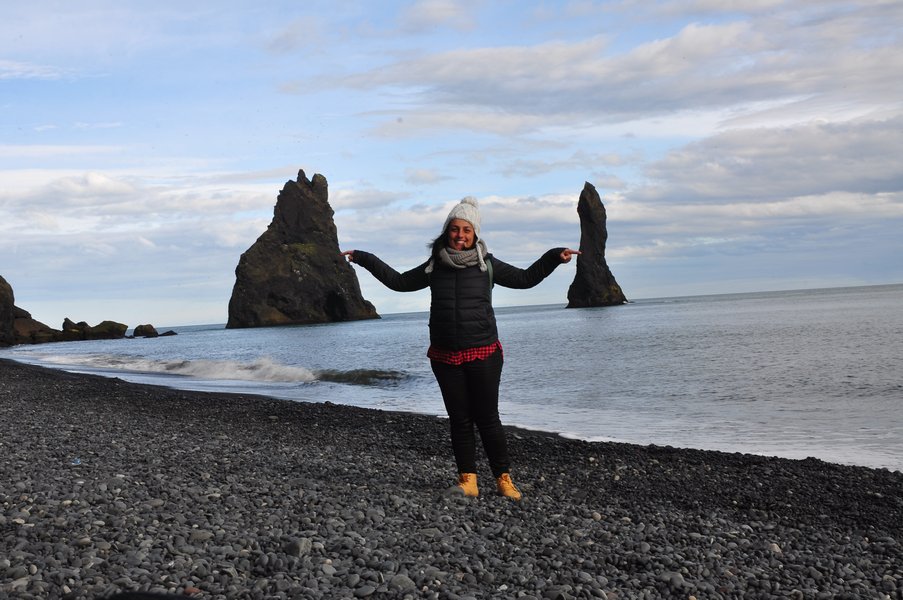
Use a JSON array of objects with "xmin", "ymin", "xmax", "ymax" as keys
[
  {"xmin": 566, "ymin": 182, "xmax": 628, "ymax": 308},
  {"xmin": 226, "ymin": 170, "xmax": 378, "ymax": 328}
]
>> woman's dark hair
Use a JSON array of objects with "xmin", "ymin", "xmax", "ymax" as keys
[{"xmin": 428, "ymin": 232, "xmax": 446, "ymax": 259}]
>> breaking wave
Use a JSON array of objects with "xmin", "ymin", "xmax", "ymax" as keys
[
  {"xmin": 35, "ymin": 354, "xmax": 408, "ymax": 387},
  {"xmin": 316, "ymin": 369, "xmax": 407, "ymax": 386}
]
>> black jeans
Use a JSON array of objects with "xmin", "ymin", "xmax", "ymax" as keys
[{"xmin": 430, "ymin": 350, "xmax": 510, "ymax": 477}]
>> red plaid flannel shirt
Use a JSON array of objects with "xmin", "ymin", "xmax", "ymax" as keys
[{"xmin": 427, "ymin": 340, "xmax": 502, "ymax": 366}]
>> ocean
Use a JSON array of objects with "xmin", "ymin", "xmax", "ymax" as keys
[{"xmin": 4, "ymin": 284, "xmax": 901, "ymax": 472}]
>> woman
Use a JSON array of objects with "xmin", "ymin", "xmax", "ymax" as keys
[{"xmin": 342, "ymin": 197, "xmax": 579, "ymax": 500}]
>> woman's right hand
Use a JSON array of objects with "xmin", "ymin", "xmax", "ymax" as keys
[
  {"xmin": 560, "ymin": 248, "xmax": 581, "ymax": 263},
  {"xmin": 341, "ymin": 250, "xmax": 355, "ymax": 262}
]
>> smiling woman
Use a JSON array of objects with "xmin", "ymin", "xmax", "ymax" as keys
[{"xmin": 343, "ymin": 196, "xmax": 579, "ymax": 500}]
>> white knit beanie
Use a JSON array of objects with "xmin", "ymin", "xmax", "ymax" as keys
[
  {"xmin": 442, "ymin": 196, "xmax": 481, "ymax": 238},
  {"xmin": 425, "ymin": 196, "xmax": 488, "ymax": 274}
]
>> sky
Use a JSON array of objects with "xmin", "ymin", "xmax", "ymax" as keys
[{"xmin": 2, "ymin": 0, "xmax": 901, "ymax": 328}]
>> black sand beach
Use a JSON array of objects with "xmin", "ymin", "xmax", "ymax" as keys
[{"xmin": 2, "ymin": 358, "xmax": 902, "ymax": 599}]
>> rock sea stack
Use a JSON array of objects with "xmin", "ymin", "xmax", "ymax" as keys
[
  {"xmin": 567, "ymin": 182, "xmax": 628, "ymax": 308},
  {"xmin": 226, "ymin": 170, "xmax": 378, "ymax": 328}
]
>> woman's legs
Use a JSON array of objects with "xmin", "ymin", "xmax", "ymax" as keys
[
  {"xmin": 432, "ymin": 359, "xmax": 477, "ymax": 473},
  {"xmin": 465, "ymin": 351, "xmax": 509, "ymax": 477},
  {"xmin": 431, "ymin": 350, "xmax": 509, "ymax": 477}
]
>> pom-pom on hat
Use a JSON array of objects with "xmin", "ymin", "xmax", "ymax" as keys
[{"xmin": 442, "ymin": 196, "xmax": 481, "ymax": 238}]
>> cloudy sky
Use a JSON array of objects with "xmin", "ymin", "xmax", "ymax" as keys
[{"xmin": 2, "ymin": 1, "xmax": 901, "ymax": 327}]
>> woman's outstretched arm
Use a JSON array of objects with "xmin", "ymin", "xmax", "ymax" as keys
[
  {"xmin": 342, "ymin": 250, "xmax": 430, "ymax": 292},
  {"xmin": 491, "ymin": 248, "xmax": 580, "ymax": 289}
]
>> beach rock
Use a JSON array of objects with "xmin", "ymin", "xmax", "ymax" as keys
[
  {"xmin": 133, "ymin": 324, "xmax": 159, "ymax": 338},
  {"xmin": 226, "ymin": 170, "xmax": 379, "ymax": 328},
  {"xmin": 59, "ymin": 318, "xmax": 128, "ymax": 341},
  {"xmin": 87, "ymin": 320, "xmax": 128, "ymax": 340},
  {"xmin": 566, "ymin": 182, "xmax": 628, "ymax": 308},
  {"xmin": 16, "ymin": 309, "xmax": 61, "ymax": 345},
  {"xmin": 60, "ymin": 317, "xmax": 88, "ymax": 340}
]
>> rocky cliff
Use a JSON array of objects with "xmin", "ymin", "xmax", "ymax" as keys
[
  {"xmin": 567, "ymin": 182, "xmax": 628, "ymax": 308},
  {"xmin": 0, "ymin": 276, "xmax": 15, "ymax": 347},
  {"xmin": 0, "ymin": 276, "xmax": 61, "ymax": 345},
  {"xmin": 1, "ymin": 275, "xmax": 135, "ymax": 346},
  {"xmin": 226, "ymin": 170, "xmax": 378, "ymax": 329}
]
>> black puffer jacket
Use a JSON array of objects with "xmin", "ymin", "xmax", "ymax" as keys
[{"xmin": 352, "ymin": 248, "xmax": 564, "ymax": 350}]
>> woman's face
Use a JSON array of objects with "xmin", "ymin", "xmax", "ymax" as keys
[{"xmin": 447, "ymin": 218, "xmax": 475, "ymax": 251}]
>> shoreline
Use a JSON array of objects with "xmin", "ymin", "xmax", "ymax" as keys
[
  {"xmin": 2, "ymin": 358, "xmax": 902, "ymax": 599},
  {"xmin": 10, "ymin": 354, "xmax": 900, "ymax": 474}
]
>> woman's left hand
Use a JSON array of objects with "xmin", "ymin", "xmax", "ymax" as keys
[{"xmin": 560, "ymin": 248, "xmax": 581, "ymax": 263}]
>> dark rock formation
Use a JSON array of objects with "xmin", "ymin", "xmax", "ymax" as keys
[
  {"xmin": 226, "ymin": 170, "xmax": 379, "ymax": 329},
  {"xmin": 59, "ymin": 318, "xmax": 128, "ymax": 341},
  {"xmin": 133, "ymin": 324, "xmax": 159, "ymax": 338},
  {"xmin": 14, "ymin": 311, "xmax": 60, "ymax": 344},
  {"xmin": 567, "ymin": 182, "xmax": 628, "ymax": 308},
  {"xmin": 61, "ymin": 317, "xmax": 86, "ymax": 340},
  {"xmin": 2, "ymin": 275, "xmax": 167, "ymax": 345},
  {"xmin": 1, "ymin": 277, "xmax": 59, "ymax": 345},
  {"xmin": 92, "ymin": 321, "xmax": 129, "ymax": 339},
  {"xmin": 0, "ymin": 276, "xmax": 15, "ymax": 347}
]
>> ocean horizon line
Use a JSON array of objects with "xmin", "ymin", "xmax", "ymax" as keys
[{"xmin": 156, "ymin": 281, "xmax": 903, "ymax": 330}]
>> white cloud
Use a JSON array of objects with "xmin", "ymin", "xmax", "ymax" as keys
[
  {"xmin": 368, "ymin": 110, "xmax": 546, "ymax": 137},
  {"xmin": 331, "ymin": 187, "xmax": 406, "ymax": 211},
  {"xmin": 326, "ymin": 2, "xmax": 901, "ymax": 141},
  {"xmin": 0, "ymin": 59, "xmax": 67, "ymax": 79},
  {"xmin": 0, "ymin": 170, "xmax": 275, "ymax": 239},
  {"xmin": 48, "ymin": 172, "xmax": 137, "ymax": 199},
  {"xmin": 500, "ymin": 150, "xmax": 627, "ymax": 178},
  {"xmin": 265, "ymin": 16, "xmax": 327, "ymax": 53},
  {"xmin": 641, "ymin": 116, "xmax": 903, "ymax": 202},
  {"xmin": 405, "ymin": 168, "xmax": 449, "ymax": 185},
  {"xmin": 73, "ymin": 121, "xmax": 123, "ymax": 130},
  {"xmin": 398, "ymin": 0, "xmax": 480, "ymax": 33}
]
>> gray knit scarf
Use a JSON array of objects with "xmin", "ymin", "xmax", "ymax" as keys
[{"xmin": 425, "ymin": 239, "xmax": 488, "ymax": 274}]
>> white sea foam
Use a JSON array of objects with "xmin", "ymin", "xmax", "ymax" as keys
[{"xmin": 39, "ymin": 353, "xmax": 318, "ymax": 383}]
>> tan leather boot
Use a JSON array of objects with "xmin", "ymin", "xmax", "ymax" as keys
[
  {"xmin": 496, "ymin": 472, "xmax": 522, "ymax": 500},
  {"xmin": 457, "ymin": 472, "xmax": 479, "ymax": 497}
]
